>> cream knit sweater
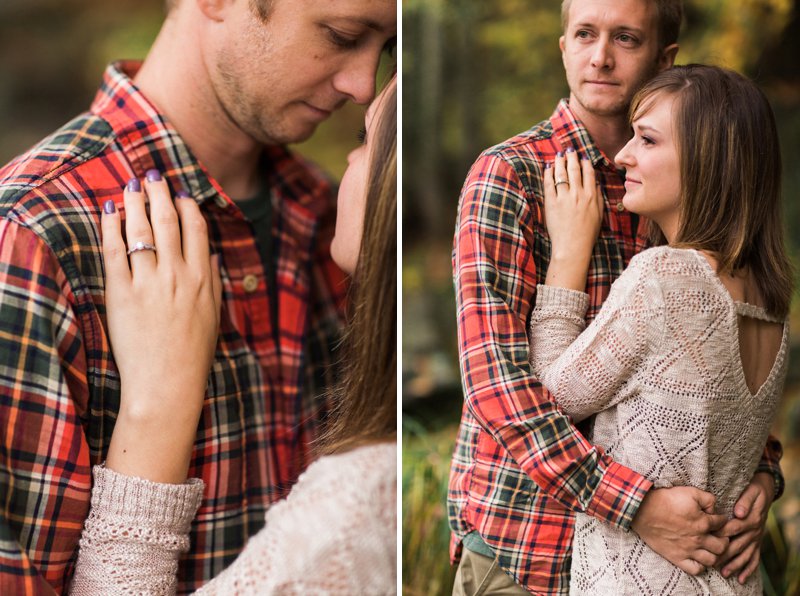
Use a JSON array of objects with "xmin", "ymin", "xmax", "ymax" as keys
[
  {"xmin": 529, "ymin": 246, "xmax": 788, "ymax": 596},
  {"xmin": 71, "ymin": 442, "xmax": 397, "ymax": 595}
]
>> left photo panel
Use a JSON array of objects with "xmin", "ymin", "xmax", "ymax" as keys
[{"xmin": 0, "ymin": 0, "xmax": 398, "ymax": 593}]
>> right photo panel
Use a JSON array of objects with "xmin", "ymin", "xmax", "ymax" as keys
[{"xmin": 402, "ymin": 1, "xmax": 800, "ymax": 594}]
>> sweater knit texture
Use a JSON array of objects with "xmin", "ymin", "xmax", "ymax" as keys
[
  {"xmin": 528, "ymin": 246, "xmax": 789, "ymax": 596},
  {"xmin": 71, "ymin": 442, "xmax": 397, "ymax": 595}
]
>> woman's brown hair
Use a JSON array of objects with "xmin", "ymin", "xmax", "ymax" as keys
[
  {"xmin": 320, "ymin": 78, "xmax": 397, "ymax": 454},
  {"xmin": 630, "ymin": 64, "xmax": 793, "ymax": 317}
]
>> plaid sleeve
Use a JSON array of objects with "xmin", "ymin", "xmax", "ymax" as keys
[
  {"xmin": 755, "ymin": 435, "xmax": 784, "ymax": 500},
  {"xmin": 0, "ymin": 221, "xmax": 93, "ymax": 595},
  {"xmin": 454, "ymin": 153, "xmax": 652, "ymax": 530}
]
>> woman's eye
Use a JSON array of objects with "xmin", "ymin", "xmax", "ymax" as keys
[
  {"xmin": 357, "ymin": 127, "xmax": 367, "ymax": 144},
  {"xmin": 641, "ymin": 136, "xmax": 654, "ymax": 146}
]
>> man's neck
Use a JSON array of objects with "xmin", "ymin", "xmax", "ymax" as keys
[
  {"xmin": 133, "ymin": 14, "xmax": 262, "ymax": 200},
  {"xmin": 569, "ymin": 97, "xmax": 632, "ymax": 166}
]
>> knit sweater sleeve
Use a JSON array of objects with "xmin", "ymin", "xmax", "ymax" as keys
[
  {"xmin": 528, "ymin": 284, "xmax": 590, "ymax": 375},
  {"xmin": 529, "ymin": 249, "xmax": 666, "ymax": 422},
  {"xmin": 70, "ymin": 465, "xmax": 205, "ymax": 595},
  {"xmin": 71, "ymin": 444, "xmax": 396, "ymax": 595}
]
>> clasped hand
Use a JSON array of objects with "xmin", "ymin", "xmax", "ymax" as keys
[{"xmin": 632, "ymin": 474, "xmax": 774, "ymax": 584}]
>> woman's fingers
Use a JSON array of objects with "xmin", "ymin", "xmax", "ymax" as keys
[
  {"xmin": 100, "ymin": 199, "xmax": 131, "ymax": 287},
  {"xmin": 123, "ymin": 178, "xmax": 157, "ymax": 274},
  {"xmin": 580, "ymin": 156, "xmax": 595, "ymax": 194},
  {"xmin": 175, "ymin": 193, "xmax": 210, "ymax": 269},
  {"xmin": 543, "ymin": 161, "xmax": 556, "ymax": 206},
  {"xmin": 143, "ymin": 170, "xmax": 182, "ymax": 267},
  {"xmin": 210, "ymin": 254, "xmax": 223, "ymax": 328},
  {"xmin": 553, "ymin": 152, "xmax": 569, "ymax": 196},
  {"xmin": 565, "ymin": 150, "xmax": 582, "ymax": 199}
]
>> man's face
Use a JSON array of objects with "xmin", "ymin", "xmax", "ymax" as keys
[
  {"xmin": 208, "ymin": 0, "xmax": 396, "ymax": 145},
  {"xmin": 560, "ymin": 0, "xmax": 674, "ymax": 120}
]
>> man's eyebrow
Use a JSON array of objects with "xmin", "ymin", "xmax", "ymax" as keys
[
  {"xmin": 614, "ymin": 26, "xmax": 646, "ymax": 36},
  {"xmin": 335, "ymin": 16, "xmax": 391, "ymax": 33},
  {"xmin": 571, "ymin": 22, "xmax": 646, "ymax": 36}
]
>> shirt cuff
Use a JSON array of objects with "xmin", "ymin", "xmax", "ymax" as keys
[
  {"xmin": 91, "ymin": 464, "xmax": 205, "ymax": 532},
  {"xmin": 584, "ymin": 460, "xmax": 653, "ymax": 532},
  {"xmin": 755, "ymin": 464, "xmax": 785, "ymax": 501}
]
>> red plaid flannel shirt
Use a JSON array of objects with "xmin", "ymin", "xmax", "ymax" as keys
[
  {"xmin": 0, "ymin": 62, "xmax": 347, "ymax": 594},
  {"xmin": 448, "ymin": 100, "xmax": 784, "ymax": 594}
]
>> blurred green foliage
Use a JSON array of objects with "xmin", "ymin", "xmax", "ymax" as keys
[{"xmin": 403, "ymin": 1, "xmax": 800, "ymax": 594}]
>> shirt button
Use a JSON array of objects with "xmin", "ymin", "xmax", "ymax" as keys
[
  {"xmin": 243, "ymin": 274, "xmax": 259, "ymax": 293},
  {"xmin": 616, "ymin": 202, "xmax": 626, "ymax": 212}
]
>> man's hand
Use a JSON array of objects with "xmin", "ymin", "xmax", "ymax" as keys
[
  {"xmin": 631, "ymin": 486, "xmax": 729, "ymax": 575},
  {"xmin": 716, "ymin": 472, "xmax": 774, "ymax": 584}
]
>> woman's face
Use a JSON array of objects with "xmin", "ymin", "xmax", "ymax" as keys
[
  {"xmin": 331, "ymin": 82, "xmax": 392, "ymax": 274},
  {"xmin": 615, "ymin": 92, "xmax": 682, "ymax": 242}
]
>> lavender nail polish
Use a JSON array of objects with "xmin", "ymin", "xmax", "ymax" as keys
[
  {"xmin": 145, "ymin": 169, "xmax": 162, "ymax": 182},
  {"xmin": 126, "ymin": 177, "xmax": 141, "ymax": 192},
  {"xmin": 544, "ymin": 162, "xmax": 552, "ymax": 170},
  {"xmin": 556, "ymin": 151, "xmax": 564, "ymax": 158},
  {"xmin": 176, "ymin": 190, "xmax": 191, "ymax": 199},
  {"xmin": 103, "ymin": 200, "xmax": 116, "ymax": 215},
  {"xmin": 566, "ymin": 147, "xmax": 575, "ymax": 153}
]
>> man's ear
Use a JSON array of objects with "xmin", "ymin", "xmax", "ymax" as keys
[
  {"xmin": 559, "ymin": 35, "xmax": 566, "ymax": 66},
  {"xmin": 196, "ymin": 0, "xmax": 234, "ymax": 22},
  {"xmin": 658, "ymin": 43, "xmax": 679, "ymax": 72}
]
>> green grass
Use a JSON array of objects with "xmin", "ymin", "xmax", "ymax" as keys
[{"xmin": 402, "ymin": 416, "xmax": 458, "ymax": 596}]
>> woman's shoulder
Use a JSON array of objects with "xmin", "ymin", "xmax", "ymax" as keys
[
  {"xmin": 622, "ymin": 247, "xmax": 731, "ymax": 315},
  {"xmin": 303, "ymin": 442, "xmax": 396, "ymax": 481},
  {"xmin": 195, "ymin": 444, "xmax": 397, "ymax": 594},
  {"xmin": 280, "ymin": 442, "xmax": 396, "ymax": 510},
  {"xmin": 606, "ymin": 246, "xmax": 719, "ymax": 308},
  {"xmin": 627, "ymin": 246, "xmax": 716, "ymax": 283}
]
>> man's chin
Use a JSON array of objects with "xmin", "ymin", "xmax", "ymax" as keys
[
  {"xmin": 255, "ymin": 123, "xmax": 319, "ymax": 146},
  {"xmin": 582, "ymin": 98, "xmax": 629, "ymax": 118}
]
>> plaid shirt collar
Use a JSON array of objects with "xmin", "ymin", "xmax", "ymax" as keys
[
  {"xmin": 549, "ymin": 98, "xmax": 619, "ymax": 170},
  {"xmin": 90, "ymin": 61, "xmax": 226, "ymax": 208}
]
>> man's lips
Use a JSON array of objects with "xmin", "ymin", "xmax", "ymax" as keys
[
  {"xmin": 585, "ymin": 80, "xmax": 621, "ymax": 86},
  {"xmin": 303, "ymin": 102, "xmax": 333, "ymax": 118}
]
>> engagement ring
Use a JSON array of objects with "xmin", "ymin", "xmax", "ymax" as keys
[{"xmin": 126, "ymin": 241, "xmax": 157, "ymax": 255}]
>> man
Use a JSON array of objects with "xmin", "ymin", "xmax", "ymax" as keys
[
  {"xmin": 448, "ymin": 0, "xmax": 782, "ymax": 593},
  {"xmin": 0, "ymin": 0, "xmax": 395, "ymax": 593}
]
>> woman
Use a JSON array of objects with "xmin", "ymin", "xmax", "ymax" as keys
[
  {"xmin": 528, "ymin": 65, "xmax": 791, "ymax": 594},
  {"xmin": 71, "ymin": 78, "xmax": 397, "ymax": 594}
]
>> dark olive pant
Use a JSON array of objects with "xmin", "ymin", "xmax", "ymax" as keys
[{"xmin": 452, "ymin": 549, "xmax": 529, "ymax": 596}]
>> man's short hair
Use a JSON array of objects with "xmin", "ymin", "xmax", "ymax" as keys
[{"xmin": 560, "ymin": 0, "xmax": 683, "ymax": 49}]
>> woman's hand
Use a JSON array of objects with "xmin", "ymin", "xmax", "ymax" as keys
[
  {"xmin": 102, "ymin": 171, "xmax": 222, "ymax": 483},
  {"xmin": 543, "ymin": 149, "xmax": 604, "ymax": 291}
]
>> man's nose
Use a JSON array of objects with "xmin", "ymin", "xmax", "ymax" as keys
[
  {"xmin": 590, "ymin": 40, "xmax": 614, "ymax": 70},
  {"xmin": 333, "ymin": 50, "xmax": 380, "ymax": 105}
]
